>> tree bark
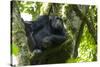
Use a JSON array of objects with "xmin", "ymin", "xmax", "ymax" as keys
[{"xmin": 11, "ymin": 1, "xmax": 31, "ymax": 65}]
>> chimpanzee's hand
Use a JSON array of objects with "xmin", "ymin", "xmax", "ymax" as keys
[{"xmin": 42, "ymin": 36, "xmax": 52, "ymax": 48}]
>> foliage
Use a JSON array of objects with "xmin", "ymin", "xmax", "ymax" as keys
[
  {"xmin": 78, "ymin": 25, "xmax": 97, "ymax": 62},
  {"xmin": 67, "ymin": 25, "xmax": 97, "ymax": 63},
  {"xmin": 12, "ymin": 43, "xmax": 19, "ymax": 56}
]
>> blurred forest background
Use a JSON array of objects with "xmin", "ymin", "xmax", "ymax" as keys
[{"xmin": 11, "ymin": 1, "xmax": 97, "ymax": 66}]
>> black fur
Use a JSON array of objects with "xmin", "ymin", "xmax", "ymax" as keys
[{"xmin": 22, "ymin": 15, "xmax": 66, "ymax": 52}]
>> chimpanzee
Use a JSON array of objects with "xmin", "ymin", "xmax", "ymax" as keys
[{"xmin": 22, "ymin": 15, "xmax": 66, "ymax": 53}]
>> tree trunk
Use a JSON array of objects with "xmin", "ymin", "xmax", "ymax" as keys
[{"xmin": 11, "ymin": 1, "xmax": 31, "ymax": 65}]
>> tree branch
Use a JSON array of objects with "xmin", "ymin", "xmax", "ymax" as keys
[{"xmin": 70, "ymin": 5, "xmax": 97, "ymax": 58}]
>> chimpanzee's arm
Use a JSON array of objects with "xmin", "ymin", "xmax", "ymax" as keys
[
  {"xmin": 22, "ymin": 19, "xmax": 37, "ymax": 52},
  {"xmin": 42, "ymin": 34, "xmax": 66, "ymax": 45},
  {"xmin": 26, "ymin": 32, "xmax": 37, "ymax": 52},
  {"xmin": 51, "ymin": 35, "xmax": 66, "ymax": 42}
]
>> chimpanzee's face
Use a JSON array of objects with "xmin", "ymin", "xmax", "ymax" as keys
[{"xmin": 49, "ymin": 16, "xmax": 63, "ymax": 30}]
